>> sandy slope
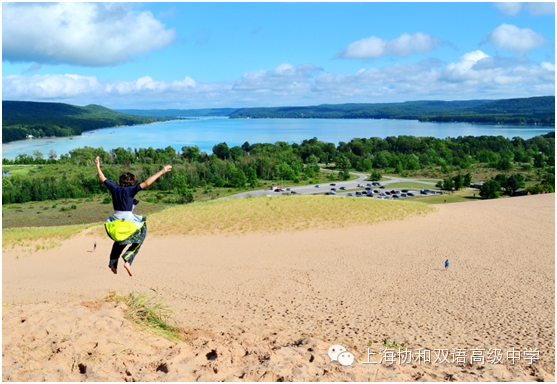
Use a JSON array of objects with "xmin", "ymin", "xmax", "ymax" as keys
[{"xmin": 2, "ymin": 194, "xmax": 555, "ymax": 381}]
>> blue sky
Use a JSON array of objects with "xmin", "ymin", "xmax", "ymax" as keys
[{"xmin": 2, "ymin": 2, "xmax": 555, "ymax": 109}]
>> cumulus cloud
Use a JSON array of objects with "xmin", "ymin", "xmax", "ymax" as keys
[
  {"xmin": 494, "ymin": 2, "xmax": 555, "ymax": 16},
  {"xmin": 2, "ymin": 55, "xmax": 554, "ymax": 107},
  {"xmin": 482, "ymin": 24, "xmax": 550, "ymax": 54},
  {"xmin": 336, "ymin": 32, "xmax": 444, "ymax": 59},
  {"xmin": 232, "ymin": 63, "xmax": 323, "ymax": 92},
  {"xmin": 2, "ymin": 2, "xmax": 175, "ymax": 67}
]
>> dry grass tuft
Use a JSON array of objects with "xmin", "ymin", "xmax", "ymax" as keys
[{"xmin": 104, "ymin": 291, "xmax": 184, "ymax": 342}]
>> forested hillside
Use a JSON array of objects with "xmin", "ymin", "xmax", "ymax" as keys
[
  {"xmin": 229, "ymin": 96, "xmax": 555, "ymax": 124},
  {"xmin": 116, "ymin": 108, "xmax": 239, "ymax": 117},
  {"xmin": 2, "ymin": 101, "xmax": 174, "ymax": 143}
]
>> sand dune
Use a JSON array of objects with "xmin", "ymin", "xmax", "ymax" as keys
[{"xmin": 3, "ymin": 194, "xmax": 555, "ymax": 381}]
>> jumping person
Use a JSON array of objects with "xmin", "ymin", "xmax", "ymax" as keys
[
  {"xmin": 95, "ymin": 156, "xmax": 172, "ymax": 276},
  {"xmin": 445, "ymin": 259, "xmax": 450, "ymax": 270}
]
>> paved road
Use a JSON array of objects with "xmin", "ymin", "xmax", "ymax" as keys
[{"xmin": 226, "ymin": 170, "xmax": 443, "ymax": 200}]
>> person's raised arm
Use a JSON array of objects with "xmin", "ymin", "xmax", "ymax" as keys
[
  {"xmin": 95, "ymin": 156, "xmax": 107, "ymax": 183},
  {"xmin": 140, "ymin": 165, "xmax": 172, "ymax": 189}
]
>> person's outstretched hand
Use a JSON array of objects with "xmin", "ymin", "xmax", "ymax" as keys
[
  {"xmin": 95, "ymin": 156, "xmax": 100, "ymax": 166},
  {"xmin": 163, "ymin": 165, "xmax": 172, "ymax": 173}
]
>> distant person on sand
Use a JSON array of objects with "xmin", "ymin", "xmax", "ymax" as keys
[
  {"xmin": 95, "ymin": 156, "xmax": 172, "ymax": 277},
  {"xmin": 93, "ymin": 241, "xmax": 96, "ymax": 253},
  {"xmin": 445, "ymin": 259, "xmax": 450, "ymax": 270}
]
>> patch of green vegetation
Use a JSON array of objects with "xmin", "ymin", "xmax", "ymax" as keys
[
  {"xmin": 105, "ymin": 291, "xmax": 184, "ymax": 342},
  {"xmin": 383, "ymin": 182, "xmax": 437, "ymax": 189},
  {"xmin": 405, "ymin": 189, "xmax": 480, "ymax": 204},
  {"xmin": 2, "ymin": 196, "xmax": 170, "ymax": 229}
]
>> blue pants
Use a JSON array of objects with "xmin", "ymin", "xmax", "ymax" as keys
[{"xmin": 108, "ymin": 224, "xmax": 147, "ymax": 269}]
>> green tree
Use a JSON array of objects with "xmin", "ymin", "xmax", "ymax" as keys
[
  {"xmin": 229, "ymin": 168, "xmax": 247, "ymax": 189},
  {"xmin": 463, "ymin": 173, "xmax": 472, "ymax": 187},
  {"xmin": 370, "ymin": 170, "xmax": 382, "ymax": 181},
  {"xmin": 33, "ymin": 150, "xmax": 44, "ymax": 160},
  {"xmin": 441, "ymin": 177, "xmax": 455, "ymax": 191},
  {"xmin": 452, "ymin": 174, "xmax": 464, "ymax": 190},
  {"xmin": 182, "ymin": 146, "xmax": 200, "ymax": 162},
  {"xmin": 496, "ymin": 158, "xmax": 512, "ymax": 171},
  {"xmin": 247, "ymin": 168, "xmax": 258, "ymax": 188},
  {"xmin": 506, "ymin": 174, "xmax": 525, "ymax": 195},
  {"xmin": 212, "ymin": 142, "xmax": 230, "ymax": 160},
  {"xmin": 479, "ymin": 180, "xmax": 501, "ymax": 199}
]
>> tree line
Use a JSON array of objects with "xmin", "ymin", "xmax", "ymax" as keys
[{"xmin": 2, "ymin": 133, "xmax": 555, "ymax": 204}]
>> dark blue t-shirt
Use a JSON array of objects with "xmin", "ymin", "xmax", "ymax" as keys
[{"xmin": 104, "ymin": 179, "xmax": 142, "ymax": 211}]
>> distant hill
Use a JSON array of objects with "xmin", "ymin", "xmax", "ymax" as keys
[
  {"xmin": 228, "ymin": 96, "xmax": 555, "ymax": 125},
  {"xmin": 116, "ymin": 108, "xmax": 240, "ymax": 117},
  {"xmin": 2, "ymin": 101, "xmax": 174, "ymax": 143}
]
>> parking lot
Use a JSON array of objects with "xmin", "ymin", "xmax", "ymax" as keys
[{"xmin": 228, "ymin": 171, "xmax": 444, "ymax": 200}]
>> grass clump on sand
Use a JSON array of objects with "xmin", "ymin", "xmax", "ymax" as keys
[
  {"xmin": 105, "ymin": 291, "xmax": 184, "ymax": 342},
  {"xmin": 2, "ymin": 223, "xmax": 99, "ymax": 251},
  {"xmin": 148, "ymin": 195, "xmax": 435, "ymax": 236}
]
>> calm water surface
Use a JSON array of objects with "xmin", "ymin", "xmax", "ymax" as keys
[{"xmin": 2, "ymin": 118, "xmax": 554, "ymax": 160}]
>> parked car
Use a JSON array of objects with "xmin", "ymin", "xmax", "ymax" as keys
[
  {"xmin": 392, "ymin": 195, "xmax": 399, "ymax": 199},
  {"xmin": 366, "ymin": 183, "xmax": 372, "ymax": 187},
  {"xmin": 286, "ymin": 187, "xmax": 290, "ymax": 191},
  {"xmin": 331, "ymin": 188, "xmax": 337, "ymax": 191},
  {"xmin": 390, "ymin": 190, "xmax": 396, "ymax": 194},
  {"xmin": 366, "ymin": 193, "xmax": 374, "ymax": 197},
  {"xmin": 357, "ymin": 184, "xmax": 363, "ymax": 188},
  {"xmin": 401, "ymin": 189, "xmax": 409, "ymax": 192},
  {"xmin": 340, "ymin": 186, "xmax": 346, "ymax": 190},
  {"xmin": 365, "ymin": 187, "xmax": 371, "ymax": 191},
  {"xmin": 373, "ymin": 189, "xmax": 379, "ymax": 193},
  {"xmin": 274, "ymin": 188, "xmax": 282, "ymax": 192},
  {"xmin": 329, "ymin": 191, "xmax": 336, "ymax": 195},
  {"xmin": 330, "ymin": 183, "xmax": 336, "ymax": 186},
  {"xmin": 380, "ymin": 185, "xmax": 385, "ymax": 189},
  {"xmin": 356, "ymin": 191, "xmax": 362, "ymax": 196},
  {"xmin": 347, "ymin": 193, "xmax": 354, "ymax": 197},
  {"xmin": 407, "ymin": 192, "xmax": 415, "ymax": 196},
  {"xmin": 401, "ymin": 193, "xmax": 407, "ymax": 197},
  {"xmin": 385, "ymin": 191, "xmax": 391, "ymax": 195},
  {"xmin": 420, "ymin": 190, "xmax": 427, "ymax": 194},
  {"xmin": 395, "ymin": 190, "xmax": 401, "ymax": 194},
  {"xmin": 291, "ymin": 191, "xmax": 298, "ymax": 195},
  {"xmin": 380, "ymin": 192, "xmax": 386, "ymax": 196},
  {"xmin": 315, "ymin": 185, "xmax": 320, "ymax": 188}
]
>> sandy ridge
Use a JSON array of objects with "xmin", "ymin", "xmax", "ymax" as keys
[{"xmin": 3, "ymin": 194, "xmax": 555, "ymax": 381}]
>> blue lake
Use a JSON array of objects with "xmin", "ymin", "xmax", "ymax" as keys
[{"xmin": 1, "ymin": 118, "xmax": 554, "ymax": 160}]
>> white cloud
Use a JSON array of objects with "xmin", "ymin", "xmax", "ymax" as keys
[
  {"xmin": 336, "ymin": 32, "xmax": 443, "ymax": 59},
  {"xmin": 494, "ymin": 2, "xmax": 555, "ymax": 16},
  {"xmin": 482, "ymin": 24, "xmax": 549, "ymax": 53},
  {"xmin": 232, "ymin": 63, "xmax": 323, "ymax": 92},
  {"xmin": 493, "ymin": 2, "xmax": 523, "ymax": 15},
  {"xmin": 2, "ymin": 55, "xmax": 554, "ymax": 108},
  {"xmin": 2, "ymin": 3, "xmax": 175, "ymax": 67},
  {"xmin": 526, "ymin": 2, "xmax": 555, "ymax": 15}
]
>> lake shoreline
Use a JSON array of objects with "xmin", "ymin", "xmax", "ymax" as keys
[{"xmin": 2, "ymin": 118, "xmax": 554, "ymax": 160}]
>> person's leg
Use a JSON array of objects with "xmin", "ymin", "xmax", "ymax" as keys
[
  {"xmin": 120, "ymin": 224, "xmax": 147, "ymax": 277},
  {"xmin": 121, "ymin": 243, "xmax": 142, "ymax": 276},
  {"xmin": 109, "ymin": 242, "xmax": 127, "ymax": 274}
]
